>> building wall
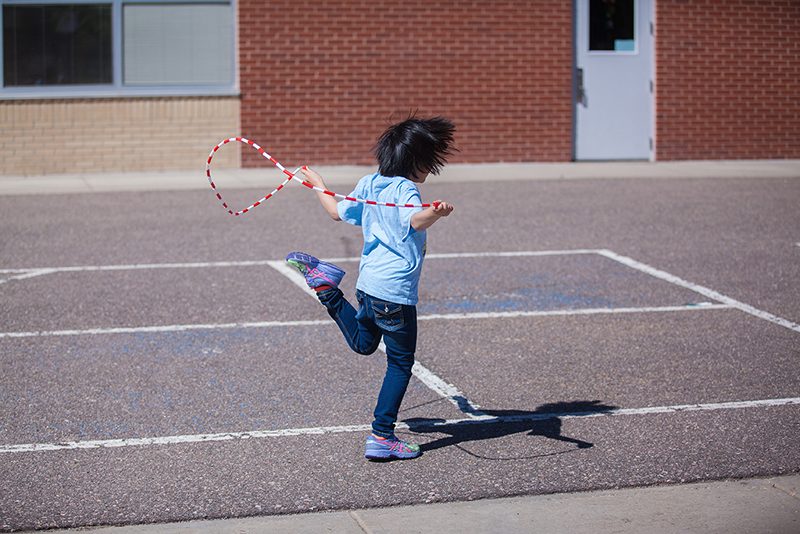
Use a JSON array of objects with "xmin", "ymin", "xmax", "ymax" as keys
[
  {"xmin": 238, "ymin": 0, "xmax": 573, "ymax": 167},
  {"xmin": 0, "ymin": 97, "xmax": 241, "ymax": 175},
  {"xmin": 3, "ymin": 1, "xmax": 797, "ymax": 175},
  {"xmin": 656, "ymin": 0, "xmax": 800, "ymax": 160}
]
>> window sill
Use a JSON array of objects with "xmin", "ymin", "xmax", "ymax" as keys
[{"xmin": 0, "ymin": 85, "xmax": 240, "ymax": 101}]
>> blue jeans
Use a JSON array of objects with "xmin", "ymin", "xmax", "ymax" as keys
[{"xmin": 317, "ymin": 288, "xmax": 417, "ymax": 438}]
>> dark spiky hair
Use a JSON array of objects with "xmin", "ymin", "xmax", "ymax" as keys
[{"xmin": 373, "ymin": 116, "xmax": 456, "ymax": 178}]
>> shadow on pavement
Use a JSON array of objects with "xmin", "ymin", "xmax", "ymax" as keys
[{"xmin": 403, "ymin": 400, "xmax": 618, "ymax": 460}]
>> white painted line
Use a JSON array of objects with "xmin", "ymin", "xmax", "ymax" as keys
[
  {"xmin": 0, "ymin": 319, "xmax": 332, "ymax": 339},
  {"xmin": 3, "ymin": 396, "xmax": 798, "ymax": 454},
  {"xmin": 325, "ymin": 249, "xmax": 602, "ymax": 263},
  {"xmin": 0, "ymin": 305, "xmax": 733, "ymax": 340},
  {"xmin": 265, "ymin": 260, "xmax": 318, "ymax": 298},
  {"xmin": 416, "ymin": 304, "xmax": 733, "ymax": 322},
  {"xmin": 0, "ymin": 249, "xmax": 603, "ymax": 279},
  {"xmin": 410, "ymin": 359, "xmax": 487, "ymax": 418},
  {"xmin": 0, "ymin": 259, "xmax": 280, "ymax": 276},
  {"xmin": 0, "ymin": 423, "xmax": 374, "ymax": 454},
  {"xmin": 597, "ymin": 249, "xmax": 800, "ymax": 333},
  {"xmin": 0, "ymin": 249, "xmax": 604, "ymax": 288},
  {"xmin": 385, "ymin": 341, "xmax": 488, "ymax": 418},
  {"xmin": 11, "ymin": 268, "xmax": 57, "ymax": 280},
  {"xmin": 0, "ymin": 269, "xmax": 57, "ymax": 285},
  {"xmin": 429, "ymin": 249, "xmax": 602, "ymax": 259}
]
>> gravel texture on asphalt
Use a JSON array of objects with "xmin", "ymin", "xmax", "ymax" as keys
[{"xmin": 1, "ymin": 176, "xmax": 798, "ymax": 530}]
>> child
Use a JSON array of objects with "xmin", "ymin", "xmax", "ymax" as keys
[{"xmin": 286, "ymin": 116, "xmax": 456, "ymax": 460}]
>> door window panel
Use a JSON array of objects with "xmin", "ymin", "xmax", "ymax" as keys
[{"xmin": 589, "ymin": 0, "xmax": 635, "ymax": 52}]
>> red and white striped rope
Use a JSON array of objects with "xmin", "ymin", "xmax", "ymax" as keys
[{"xmin": 206, "ymin": 137, "xmax": 438, "ymax": 216}]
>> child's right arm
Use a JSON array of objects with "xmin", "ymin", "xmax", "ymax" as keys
[{"xmin": 300, "ymin": 166, "xmax": 341, "ymax": 221}]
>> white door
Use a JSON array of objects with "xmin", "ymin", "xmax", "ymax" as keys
[{"xmin": 575, "ymin": 0, "xmax": 654, "ymax": 160}]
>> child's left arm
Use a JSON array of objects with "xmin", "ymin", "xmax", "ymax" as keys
[{"xmin": 411, "ymin": 201, "xmax": 454, "ymax": 232}]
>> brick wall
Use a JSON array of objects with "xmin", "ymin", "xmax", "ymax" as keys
[
  {"xmin": 238, "ymin": 0, "xmax": 573, "ymax": 167},
  {"xmin": 656, "ymin": 0, "xmax": 800, "ymax": 160},
  {"xmin": 6, "ymin": 1, "xmax": 794, "ymax": 174},
  {"xmin": 0, "ymin": 97, "xmax": 240, "ymax": 175}
]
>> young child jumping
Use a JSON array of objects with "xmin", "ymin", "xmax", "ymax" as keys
[{"xmin": 286, "ymin": 116, "xmax": 456, "ymax": 461}]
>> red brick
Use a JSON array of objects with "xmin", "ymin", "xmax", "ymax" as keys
[{"xmin": 238, "ymin": 0, "xmax": 573, "ymax": 165}]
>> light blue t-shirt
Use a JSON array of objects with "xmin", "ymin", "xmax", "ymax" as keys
[{"xmin": 337, "ymin": 173, "xmax": 426, "ymax": 305}]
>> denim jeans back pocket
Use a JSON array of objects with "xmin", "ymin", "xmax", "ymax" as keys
[{"xmin": 371, "ymin": 299, "xmax": 405, "ymax": 332}]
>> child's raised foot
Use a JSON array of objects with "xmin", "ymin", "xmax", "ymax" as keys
[
  {"xmin": 285, "ymin": 251, "xmax": 345, "ymax": 289},
  {"xmin": 365, "ymin": 434, "xmax": 421, "ymax": 460}
]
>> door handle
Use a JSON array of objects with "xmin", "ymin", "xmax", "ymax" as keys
[{"xmin": 576, "ymin": 68, "xmax": 587, "ymax": 106}]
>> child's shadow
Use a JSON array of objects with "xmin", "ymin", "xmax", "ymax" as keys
[{"xmin": 403, "ymin": 400, "xmax": 617, "ymax": 461}]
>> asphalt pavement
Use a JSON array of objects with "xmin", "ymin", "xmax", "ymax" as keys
[{"xmin": 1, "ymin": 161, "xmax": 798, "ymax": 532}]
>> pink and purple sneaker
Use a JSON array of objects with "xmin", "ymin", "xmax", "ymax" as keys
[
  {"xmin": 365, "ymin": 434, "xmax": 421, "ymax": 460},
  {"xmin": 285, "ymin": 252, "xmax": 345, "ymax": 290}
]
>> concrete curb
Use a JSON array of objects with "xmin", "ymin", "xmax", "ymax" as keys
[
  {"xmin": 1, "ymin": 160, "xmax": 798, "ymax": 196},
  {"xmin": 30, "ymin": 474, "xmax": 800, "ymax": 533}
]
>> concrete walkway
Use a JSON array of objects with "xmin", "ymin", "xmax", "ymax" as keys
[
  {"xmin": 35, "ymin": 475, "xmax": 799, "ymax": 533},
  {"xmin": 2, "ymin": 160, "xmax": 799, "ymax": 196}
]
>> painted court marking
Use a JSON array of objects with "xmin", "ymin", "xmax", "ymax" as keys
[
  {"xmin": 0, "ymin": 319, "xmax": 331, "ymax": 339},
  {"xmin": 2, "ymin": 248, "xmax": 797, "ymax": 456},
  {"xmin": 0, "ymin": 259, "xmax": 279, "ymax": 276},
  {"xmin": 2, "ymin": 249, "xmax": 795, "ymax": 335},
  {"xmin": 264, "ymin": 259, "xmax": 733, "ymax": 420},
  {"xmin": 0, "ymin": 269, "xmax": 57, "ymax": 286},
  {"xmin": 2, "ymin": 396, "xmax": 798, "ymax": 454},
  {"xmin": 596, "ymin": 249, "xmax": 800, "ymax": 333},
  {"xmin": 0, "ymin": 304, "xmax": 732, "ymax": 340},
  {"xmin": 0, "ymin": 260, "xmax": 280, "ymax": 286},
  {"xmin": 0, "ymin": 250, "xmax": 600, "ymax": 285}
]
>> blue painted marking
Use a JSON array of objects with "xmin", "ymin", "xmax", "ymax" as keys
[
  {"xmin": 420, "ymin": 285, "xmax": 618, "ymax": 315},
  {"xmin": 109, "ymin": 328, "xmax": 277, "ymax": 360}
]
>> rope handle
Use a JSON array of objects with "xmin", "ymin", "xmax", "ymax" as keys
[{"xmin": 206, "ymin": 137, "xmax": 439, "ymax": 216}]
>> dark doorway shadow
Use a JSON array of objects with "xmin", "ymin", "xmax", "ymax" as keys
[{"xmin": 403, "ymin": 400, "xmax": 618, "ymax": 460}]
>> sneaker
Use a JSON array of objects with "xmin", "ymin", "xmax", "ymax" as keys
[
  {"xmin": 365, "ymin": 434, "xmax": 421, "ymax": 460},
  {"xmin": 285, "ymin": 252, "xmax": 345, "ymax": 289}
]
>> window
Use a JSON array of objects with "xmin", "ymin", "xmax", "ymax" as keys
[
  {"xmin": 589, "ymin": 0, "xmax": 635, "ymax": 53},
  {"xmin": 3, "ymin": 4, "xmax": 112, "ymax": 86},
  {"xmin": 0, "ymin": 0, "xmax": 236, "ymax": 98},
  {"xmin": 123, "ymin": 3, "xmax": 232, "ymax": 85}
]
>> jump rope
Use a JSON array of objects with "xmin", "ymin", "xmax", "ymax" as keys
[{"xmin": 206, "ymin": 137, "xmax": 440, "ymax": 216}]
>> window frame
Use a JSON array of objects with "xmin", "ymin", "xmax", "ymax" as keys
[{"xmin": 0, "ymin": 0, "xmax": 238, "ymax": 99}]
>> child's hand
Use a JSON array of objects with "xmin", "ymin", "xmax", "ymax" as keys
[
  {"xmin": 411, "ymin": 200, "xmax": 453, "ymax": 231},
  {"xmin": 432, "ymin": 200, "xmax": 454, "ymax": 217},
  {"xmin": 300, "ymin": 166, "xmax": 324, "ymax": 188}
]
